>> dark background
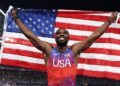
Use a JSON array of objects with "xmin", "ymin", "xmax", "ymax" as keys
[{"xmin": 0, "ymin": 0, "xmax": 120, "ymax": 12}]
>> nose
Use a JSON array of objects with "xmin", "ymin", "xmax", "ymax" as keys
[{"xmin": 59, "ymin": 33, "xmax": 64, "ymax": 36}]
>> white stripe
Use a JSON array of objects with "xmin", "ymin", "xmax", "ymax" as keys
[
  {"xmin": 56, "ymin": 17, "xmax": 120, "ymax": 28},
  {"xmin": 77, "ymin": 63, "xmax": 120, "ymax": 74},
  {"xmin": 4, "ymin": 43, "xmax": 41, "ymax": 53},
  {"xmin": 5, "ymin": 30, "xmax": 120, "ymax": 45},
  {"xmin": 80, "ymin": 53, "xmax": 120, "ymax": 61},
  {"xmin": 55, "ymin": 27, "xmax": 93, "ymax": 36},
  {"xmin": 3, "ymin": 53, "xmax": 45, "ymax": 64},
  {"xmin": 87, "ymin": 13, "xmax": 112, "ymax": 17},
  {"xmin": 5, "ymin": 32, "xmax": 56, "ymax": 44},
  {"xmin": 0, "ymin": 6, "xmax": 13, "ymax": 63},
  {"xmin": 58, "ymin": 10, "xmax": 97, "ymax": 12},
  {"xmin": 4, "ymin": 32, "xmax": 56, "ymax": 44},
  {"xmin": 91, "ymin": 43, "xmax": 120, "ymax": 51},
  {"xmin": 55, "ymin": 27, "xmax": 120, "ymax": 40}
]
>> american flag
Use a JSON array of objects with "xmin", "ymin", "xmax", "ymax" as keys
[{"xmin": 1, "ymin": 6, "xmax": 120, "ymax": 80}]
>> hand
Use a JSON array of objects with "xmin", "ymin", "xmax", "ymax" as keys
[
  {"xmin": 109, "ymin": 12, "xmax": 118, "ymax": 23},
  {"xmin": 11, "ymin": 8, "xmax": 18, "ymax": 18}
]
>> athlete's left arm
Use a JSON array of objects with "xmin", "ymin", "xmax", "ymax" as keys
[{"xmin": 71, "ymin": 12, "xmax": 118, "ymax": 57}]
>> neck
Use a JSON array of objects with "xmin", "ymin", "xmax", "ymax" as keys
[{"xmin": 57, "ymin": 45, "xmax": 68, "ymax": 52}]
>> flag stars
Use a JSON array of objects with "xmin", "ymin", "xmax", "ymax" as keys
[
  {"xmin": 37, "ymin": 25, "xmax": 40, "ymax": 29},
  {"xmin": 43, "ymin": 16, "xmax": 46, "ymax": 19},
  {"xmin": 42, "ymin": 23, "xmax": 45, "ymax": 26},
  {"xmin": 41, "ymin": 29, "xmax": 44, "ymax": 33},
  {"xmin": 47, "ymin": 14, "xmax": 50, "ymax": 17},
  {"xmin": 29, "ymin": 18, "xmax": 32, "ymax": 21},
  {"xmin": 37, "ymin": 19, "xmax": 41, "ymax": 22},
  {"xmin": 25, "ymin": 20, "xmax": 28, "ymax": 23},
  {"xmin": 25, "ymin": 13, "xmax": 28, "ymax": 16},
  {"xmin": 33, "ymin": 15, "xmax": 37, "ymax": 18},
  {"xmin": 52, "ymin": 9, "xmax": 56, "ymax": 12},
  {"xmin": 46, "ymin": 27, "xmax": 48, "ymax": 30},
  {"xmin": 12, "ymin": 22, "xmax": 15, "ymax": 25},
  {"xmin": 8, "ymin": 25, "xmax": 11, "ymax": 29},
  {"xmin": 8, "ymin": 9, "xmax": 55, "ymax": 37},
  {"xmin": 49, "ymin": 31, "xmax": 52, "ymax": 34},
  {"xmin": 46, "ymin": 20, "xmax": 49, "ymax": 23},
  {"xmin": 29, "ymin": 24, "xmax": 32, "ymax": 28},
  {"xmin": 50, "ymin": 18, "xmax": 54, "ymax": 21},
  {"xmin": 50, "ymin": 24, "xmax": 53, "ymax": 27},
  {"xmin": 33, "ymin": 28, "xmax": 36, "ymax": 32},
  {"xmin": 15, "ymin": 25, "xmax": 19, "ymax": 28},
  {"xmin": 33, "ymin": 21, "xmax": 36, "ymax": 24}
]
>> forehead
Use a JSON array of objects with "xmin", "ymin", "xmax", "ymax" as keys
[{"xmin": 56, "ymin": 28, "xmax": 69, "ymax": 33}]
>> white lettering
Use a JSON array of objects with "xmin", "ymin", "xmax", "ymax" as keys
[
  {"xmin": 59, "ymin": 60, "xmax": 64, "ymax": 68},
  {"xmin": 52, "ymin": 58, "xmax": 71, "ymax": 68},
  {"xmin": 65, "ymin": 59, "xmax": 71, "ymax": 67},
  {"xmin": 53, "ymin": 58, "xmax": 59, "ymax": 67}
]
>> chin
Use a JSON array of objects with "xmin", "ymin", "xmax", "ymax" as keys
[{"xmin": 57, "ymin": 41, "xmax": 68, "ymax": 47}]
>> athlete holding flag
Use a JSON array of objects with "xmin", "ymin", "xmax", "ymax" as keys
[{"xmin": 11, "ymin": 9, "xmax": 117, "ymax": 86}]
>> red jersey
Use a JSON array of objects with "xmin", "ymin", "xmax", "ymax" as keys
[{"xmin": 46, "ymin": 47, "xmax": 77, "ymax": 86}]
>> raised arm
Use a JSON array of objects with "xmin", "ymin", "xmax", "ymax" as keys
[
  {"xmin": 11, "ymin": 8, "xmax": 52, "ymax": 56},
  {"xmin": 71, "ymin": 12, "xmax": 118, "ymax": 57}
]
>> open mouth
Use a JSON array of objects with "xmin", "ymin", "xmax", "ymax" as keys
[{"xmin": 59, "ymin": 37, "xmax": 65, "ymax": 41}]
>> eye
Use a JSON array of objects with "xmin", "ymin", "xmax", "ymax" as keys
[
  {"xmin": 56, "ymin": 31, "xmax": 60, "ymax": 35},
  {"xmin": 64, "ymin": 31, "xmax": 69, "ymax": 35}
]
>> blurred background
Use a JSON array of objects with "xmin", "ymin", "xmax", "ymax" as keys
[{"xmin": 0, "ymin": 0, "xmax": 120, "ymax": 85}]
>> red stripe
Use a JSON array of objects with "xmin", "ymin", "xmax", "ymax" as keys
[
  {"xmin": 5, "ymin": 37, "xmax": 33, "ymax": 46},
  {"xmin": 55, "ymin": 22, "xmax": 120, "ymax": 34},
  {"xmin": 3, "ymin": 46, "xmax": 120, "ymax": 59},
  {"xmin": 84, "ymin": 48, "xmax": 120, "ymax": 56},
  {"xmin": 1, "ymin": 58, "xmax": 46, "ymax": 71},
  {"xmin": 57, "ymin": 13, "xmax": 109, "ymax": 22},
  {"xmin": 79, "ymin": 58, "xmax": 120, "ymax": 67},
  {"xmin": 3, "ymin": 48, "xmax": 43, "ymax": 59},
  {"xmin": 70, "ymin": 35, "xmax": 120, "ymax": 45},
  {"xmin": 117, "ymin": 18, "xmax": 120, "ymax": 23},
  {"xmin": 77, "ymin": 69, "xmax": 120, "ymax": 80}
]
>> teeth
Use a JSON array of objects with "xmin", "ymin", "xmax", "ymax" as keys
[{"xmin": 59, "ymin": 37, "xmax": 65, "ymax": 40}]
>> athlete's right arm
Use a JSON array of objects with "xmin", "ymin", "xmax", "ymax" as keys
[{"xmin": 11, "ymin": 8, "xmax": 52, "ymax": 55}]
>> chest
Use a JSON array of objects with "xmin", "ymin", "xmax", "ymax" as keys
[{"xmin": 48, "ymin": 49, "xmax": 75, "ymax": 68}]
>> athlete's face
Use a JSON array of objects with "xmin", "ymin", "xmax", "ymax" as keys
[{"xmin": 55, "ymin": 28, "xmax": 69, "ymax": 47}]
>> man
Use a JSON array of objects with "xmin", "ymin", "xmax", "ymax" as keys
[{"xmin": 11, "ymin": 9, "xmax": 117, "ymax": 86}]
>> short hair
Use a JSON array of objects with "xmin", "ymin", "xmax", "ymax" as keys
[{"xmin": 55, "ymin": 28, "xmax": 69, "ymax": 34}]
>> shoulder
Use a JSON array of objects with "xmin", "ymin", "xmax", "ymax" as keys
[
  {"xmin": 43, "ymin": 42, "xmax": 54, "ymax": 56},
  {"xmin": 70, "ymin": 43, "xmax": 82, "ymax": 56}
]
